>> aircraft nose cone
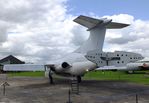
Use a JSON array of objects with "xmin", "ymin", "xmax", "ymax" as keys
[{"xmin": 143, "ymin": 63, "xmax": 148, "ymax": 67}]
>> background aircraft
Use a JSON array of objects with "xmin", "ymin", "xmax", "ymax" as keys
[
  {"xmin": 4, "ymin": 15, "xmax": 130, "ymax": 83},
  {"xmin": 126, "ymin": 58, "xmax": 149, "ymax": 71},
  {"xmin": 85, "ymin": 50, "xmax": 144, "ymax": 72}
]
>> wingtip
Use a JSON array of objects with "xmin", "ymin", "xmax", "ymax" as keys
[{"xmin": 73, "ymin": 15, "xmax": 84, "ymax": 22}]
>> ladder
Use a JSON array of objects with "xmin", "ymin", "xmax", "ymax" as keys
[{"xmin": 70, "ymin": 77, "xmax": 79, "ymax": 94}]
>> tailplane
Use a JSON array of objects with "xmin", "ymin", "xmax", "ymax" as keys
[{"xmin": 73, "ymin": 15, "xmax": 129, "ymax": 53}]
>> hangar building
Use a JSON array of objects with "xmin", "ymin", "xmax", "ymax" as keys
[{"xmin": 0, "ymin": 55, "xmax": 25, "ymax": 72}]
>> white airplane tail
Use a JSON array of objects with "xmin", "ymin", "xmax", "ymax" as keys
[{"xmin": 73, "ymin": 15, "xmax": 129, "ymax": 53}]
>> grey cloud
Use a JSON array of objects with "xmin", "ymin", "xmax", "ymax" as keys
[
  {"xmin": 0, "ymin": 21, "xmax": 10, "ymax": 43},
  {"xmin": 71, "ymin": 25, "xmax": 89, "ymax": 46},
  {"xmin": 0, "ymin": 28, "xmax": 7, "ymax": 43},
  {"xmin": 107, "ymin": 36, "xmax": 138, "ymax": 44}
]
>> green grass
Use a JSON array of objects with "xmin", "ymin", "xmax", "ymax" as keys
[
  {"xmin": 83, "ymin": 71, "xmax": 149, "ymax": 85},
  {"xmin": 7, "ymin": 70, "xmax": 149, "ymax": 85},
  {"xmin": 8, "ymin": 71, "xmax": 45, "ymax": 77}
]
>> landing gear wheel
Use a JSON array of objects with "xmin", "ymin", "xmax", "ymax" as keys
[{"xmin": 77, "ymin": 76, "xmax": 81, "ymax": 83}]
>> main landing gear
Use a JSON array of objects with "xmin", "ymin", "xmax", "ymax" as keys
[
  {"xmin": 48, "ymin": 71, "xmax": 54, "ymax": 84},
  {"xmin": 48, "ymin": 71, "xmax": 82, "ymax": 84},
  {"xmin": 77, "ymin": 76, "xmax": 82, "ymax": 83}
]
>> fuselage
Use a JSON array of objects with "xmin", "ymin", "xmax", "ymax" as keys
[{"xmin": 126, "ymin": 58, "xmax": 149, "ymax": 70}]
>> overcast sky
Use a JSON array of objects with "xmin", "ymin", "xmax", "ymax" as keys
[{"xmin": 0, "ymin": 0, "xmax": 149, "ymax": 63}]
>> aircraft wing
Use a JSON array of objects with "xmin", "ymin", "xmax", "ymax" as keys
[
  {"xmin": 96, "ymin": 62, "xmax": 149, "ymax": 71},
  {"xmin": 96, "ymin": 66, "xmax": 127, "ymax": 71}
]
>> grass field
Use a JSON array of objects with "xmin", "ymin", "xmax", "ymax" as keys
[
  {"xmin": 8, "ymin": 71, "xmax": 45, "ymax": 77},
  {"xmin": 8, "ymin": 70, "xmax": 149, "ymax": 85},
  {"xmin": 84, "ymin": 71, "xmax": 149, "ymax": 85}
]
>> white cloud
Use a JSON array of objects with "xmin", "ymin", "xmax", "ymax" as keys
[
  {"xmin": 0, "ymin": 0, "xmax": 72, "ymax": 63},
  {"xmin": 103, "ymin": 14, "xmax": 149, "ymax": 58},
  {"xmin": 0, "ymin": 1, "xmax": 149, "ymax": 63}
]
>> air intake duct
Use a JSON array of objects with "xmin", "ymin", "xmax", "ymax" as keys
[{"xmin": 61, "ymin": 62, "xmax": 71, "ymax": 69}]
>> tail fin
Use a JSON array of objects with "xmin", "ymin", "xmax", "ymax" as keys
[{"xmin": 73, "ymin": 15, "xmax": 129, "ymax": 53}]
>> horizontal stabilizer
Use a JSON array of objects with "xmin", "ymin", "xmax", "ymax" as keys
[
  {"xmin": 73, "ymin": 15, "xmax": 104, "ymax": 29},
  {"xmin": 74, "ymin": 15, "xmax": 129, "ymax": 30},
  {"xmin": 106, "ymin": 22, "xmax": 129, "ymax": 29}
]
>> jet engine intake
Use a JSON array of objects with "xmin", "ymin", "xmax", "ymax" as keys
[{"xmin": 61, "ymin": 62, "xmax": 71, "ymax": 69}]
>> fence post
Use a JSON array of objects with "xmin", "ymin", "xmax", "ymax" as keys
[
  {"xmin": 136, "ymin": 94, "xmax": 138, "ymax": 103},
  {"xmin": 1, "ymin": 82, "xmax": 10, "ymax": 96},
  {"xmin": 66, "ymin": 89, "xmax": 72, "ymax": 103}
]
